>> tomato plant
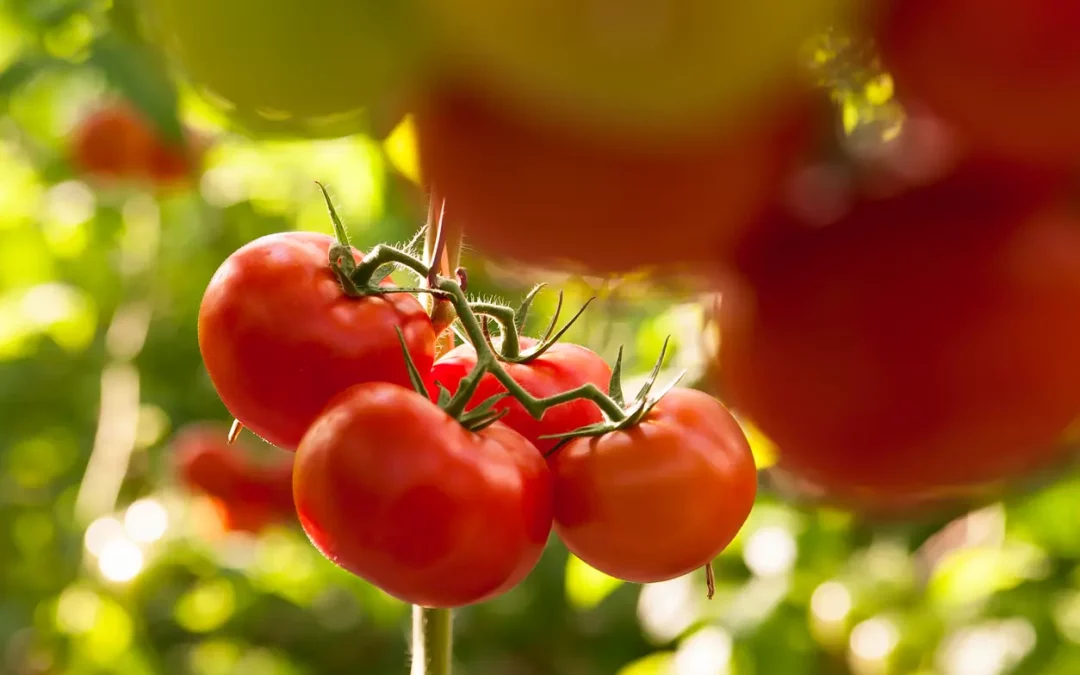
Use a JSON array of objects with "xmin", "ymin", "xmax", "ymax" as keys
[
  {"xmin": 549, "ymin": 388, "xmax": 757, "ymax": 583},
  {"xmin": 415, "ymin": 86, "xmax": 826, "ymax": 275},
  {"xmin": 70, "ymin": 102, "xmax": 203, "ymax": 187},
  {"xmin": 145, "ymin": 0, "xmax": 421, "ymax": 138},
  {"xmin": 876, "ymin": 0, "xmax": 1080, "ymax": 165},
  {"xmin": 428, "ymin": 338, "xmax": 612, "ymax": 454},
  {"xmin": 198, "ymin": 232, "xmax": 436, "ymax": 451},
  {"xmin": 719, "ymin": 160, "xmax": 1080, "ymax": 505},
  {"xmin": 293, "ymin": 382, "xmax": 554, "ymax": 608},
  {"xmin": 416, "ymin": 0, "xmax": 854, "ymax": 137}
]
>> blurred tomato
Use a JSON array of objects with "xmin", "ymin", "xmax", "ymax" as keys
[
  {"xmin": 70, "ymin": 102, "xmax": 205, "ymax": 188},
  {"xmin": 417, "ymin": 0, "xmax": 856, "ymax": 138},
  {"xmin": 416, "ymin": 86, "xmax": 826, "ymax": 275},
  {"xmin": 877, "ymin": 0, "xmax": 1080, "ymax": 165},
  {"xmin": 145, "ymin": 0, "xmax": 422, "ymax": 139},
  {"xmin": 719, "ymin": 158, "xmax": 1080, "ymax": 505}
]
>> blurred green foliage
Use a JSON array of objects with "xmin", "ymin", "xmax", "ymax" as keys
[{"xmin": 3, "ymin": 2, "xmax": 1080, "ymax": 675}]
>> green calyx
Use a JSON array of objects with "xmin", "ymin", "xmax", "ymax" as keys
[{"xmin": 320, "ymin": 185, "xmax": 679, "ymax": 439}]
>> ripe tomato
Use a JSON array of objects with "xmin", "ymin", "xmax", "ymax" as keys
[
  {"xmin": 428, "ymin": 338, "xmax": 612, "ymax": 454},
  {"xmin": 550, "ymin": 387, "xmax": 757, "ymax": 583},
  {"xmin": 294, "ymin": 382, "xmax": 553, "ymax": 608},
  {"xmin": 414, "ymin": 86, "xmax": 827, "ymax": 275},
  {"xmin": 415, "ymin": 0, "xmax": 855, "ymax": 137},
  {"xmin": 70, "ymin": 102, "xmax": 203, "ymax": 188},
  {"xmin": 145, "ymin": 0, "xmax": 422, "ymax": 139},
  {"xmin": 719, "ymin": 161, "xmax": 1080, "ymax": 505},
  {"xmin": 876, "ymin": 0, "xmax": 1080, "ymax": 165},
  {"xmin": 198, "ymin": 232, "xmax": 436, "ymax": 451}
]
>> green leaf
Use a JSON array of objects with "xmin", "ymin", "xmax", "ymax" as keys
[
  {"xmin": 395, "ymin": 328, "xmax": 429, "ymax": 399},
  {"xmin": 0, "ymin": 55, "xmax": 59, "ymax": 101},
  {"xmin": 87, "ymin": 36, "xmax": 184, "ymax": 144},
  {"xmin": 608, "ymin": 346, "xmax": 625, "ymax": 407}
]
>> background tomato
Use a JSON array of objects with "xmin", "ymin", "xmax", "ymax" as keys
[
  {"xmin": 294, "ymin": 383, "xmax": 553, "ymax": 608},
  {"xmin": 70, "ymin": 101, "xmax": 203, "ymax": 187},
  {"xmin": 550, "ymin": 387, "xmax": 757, "ymax": 583},
  {"xmin": 145, "ymin": 0, "xmax": 422, "ymax": 139},
  {"xmin": 428, "ymin": 337, "xmax": 612, "ymax": 454},
  {"xmin": 416, "ymin": 0, "xmax": 855, "ymax": 139},
  {"xmin": 876, "ymin": 0, "xmax": 1080, "ymax": 165},
  {"xmin": 415, "ymin": 86, "xmax": 826, "ymax": 275},
  {"xmin": 719, "ymin": 160, "xmax": 1080, "ymax": 504},
  {"xmin": 172, "ymin": 424, "xmax": 296, "ymax": 534},
  {"xmin": 198, "ymin": 232, "xmax": 436, "ymax": 451}
]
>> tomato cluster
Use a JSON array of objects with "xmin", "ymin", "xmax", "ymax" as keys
[
  {"xmin": 70, "ymin": 102, "xmax": 206, "ymax": 190},
  {"xmin": 195, "ymin": 218, "xmax": 758, "ymax": 608}
]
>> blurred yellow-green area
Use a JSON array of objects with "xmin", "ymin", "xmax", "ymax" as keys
[{"xmin": 3, "ymin": 2, "xmax": 1080, "ymax": 675}]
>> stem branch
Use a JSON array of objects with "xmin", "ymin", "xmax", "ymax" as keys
[{"xmin": 410, "ymin": 607, "xmax": 452, "ymax": 675}]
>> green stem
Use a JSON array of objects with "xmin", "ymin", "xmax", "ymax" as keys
[
  {"xmin": 468, "ymin": 301, "xmax": 522, "ymax": 359},
  {"xmin": 349, "ymin": 245, "xmax": 629, "ymax": 423},
  {"xmin": 410, "ymin": 607, "xmax": 452, "ymax": 675}
]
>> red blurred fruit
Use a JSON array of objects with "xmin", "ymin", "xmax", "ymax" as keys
[
  {"xmin": 294, "ymin": 382, "xmax": 553, "ymax": 608},
  {"xmin": 198, "ymin": 232, "xmax": 437, "ymax": 450},
  {"xmin": 876, "ymin": 0, "xmax": 1080, "ymax": 165},
  {"xmin": 428, "ymin": 337, "xmax": 612, "ymax": 454},
  {"xmin": 70, "ymin": 102, "xmax": 206, "ymax": 188},
  {"xmin": 415, "ymin": 86, "xmax": 827, "ymax": 275},
  {"xmin": 719, "ymin": 158, "xmax": 1080, "ymax": 506}
]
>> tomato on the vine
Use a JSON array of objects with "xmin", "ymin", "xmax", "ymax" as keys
[
  {"xmin": 198, "ymin": 232, "xmax": 436, "ymax": 451},
  {"xmin": 294, "ymin": 382, "xmax": 553, "ymax": 608},
  {"xmin": 146, "ymin": 0, "xmax": 422, "ymax": 139},
  {"xmin": 428, "ymin": 338, "xmax": 612, "ymax": 454},
  {"xmin": 550, "ymin": 388, "xmax": 757, "ymax": 583},
  {"xmin": 875, "ymin": 0, "xmax": 1080, "ymax": 165},
  {"xmin": 719, "ymin": 160, "xmax": 1080, "ymax": 505},
  {"xmin": 415, "ymin": 86, "xmax": 826, "ymax": 275}
]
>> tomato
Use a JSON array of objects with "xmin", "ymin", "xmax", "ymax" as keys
[
  {"xmin": 198, "ymin": 232, "xmax": 436, "ymax": 451},
  {"xmin": 145, "ymin": 0, "xmax": 422, "ymax": 139},
  {"xmin": 415, "ymin": 0, "xmax": 856, "ymax": 138},
  {"xmin": 550, "ymin": 387, "xmax": 757, "ymax": 583},
  {"xmin": 428, "ymin": 338, "xmax": 612, "ymax": 454},
  {"xmin": 294, "ymin": 382, "xmax": 553, "ymax": 608},
  {"xmin": 173, "ymin": 424, "xmax": 296, "ymax": 533},
  {"xmin": 719, "ymin": 160, "xmax": 1080, "ymax": 505},
  {"xmin": 876, "ymin": 0, "xmax": 1080, "ymax": 165},
  {"xmin": 70, "ymin": 102, "xmax": 203, "ymax": 188},
  {"xmin": 415, "ymin": 86, "xmax": 825, "ymax": 275}
]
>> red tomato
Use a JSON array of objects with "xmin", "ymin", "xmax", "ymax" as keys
[
  {"xmin": 876, "ymin": 0, "xmax": 1080, "ymax": 165},
  {"xmin": 414, "ymin": 86, "xmax": 825, "ymax": 275},
  {"xmin": 428, "ymin": 337, "xmax": 612, "ymax": 454},
  {"xmin": 719, "ymin": 161, "xmax": 1080, "ymax": 505},
  {"xmin": 172, "ymin": 424, "xmax": 297, "ymax": 533},
  {"xmin": 70, "ymin": 102, "xmax": 205, "ymax": 187},
  {"xmin": 294, "ymin": 382, "xmax": 553, "ymax": 608},
  {"xmin": 198, "ymin": 232, "xmax": 436, "ymax": 450},
  {"xmin": 550, "ymin": 387, "xmax": 757, "ymax": 583}
]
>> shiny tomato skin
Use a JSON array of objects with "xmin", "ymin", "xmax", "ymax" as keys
[
  {"xmin": 198, "ymin": 232, "xmax": 436, "ymax": 451},
  {"xmin": 428, "ymin": 338, "xmax": 612, "ymax": 454},
  {"xmin": 415, "ymin": 86, "xmax": 825, "ymax": 275},
  {"xmin": 876, "ymin": 0, "xmax": 1080, "ymax": 165},
  {"xmin": 294, "ymin": 382, "xmax": 554, "ymax": 608},
  {"xmin": 720, "ymin": 168, "xmax": 1080, "ymax": 504},
  {"xmin": 550, "ymin": 388, "xmax": 757, "ymax": 583}
]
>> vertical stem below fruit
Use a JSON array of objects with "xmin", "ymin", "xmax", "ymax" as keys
[{"xmin": 411, "ymin": 606, "xmax": 453, "ymax": 675}]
